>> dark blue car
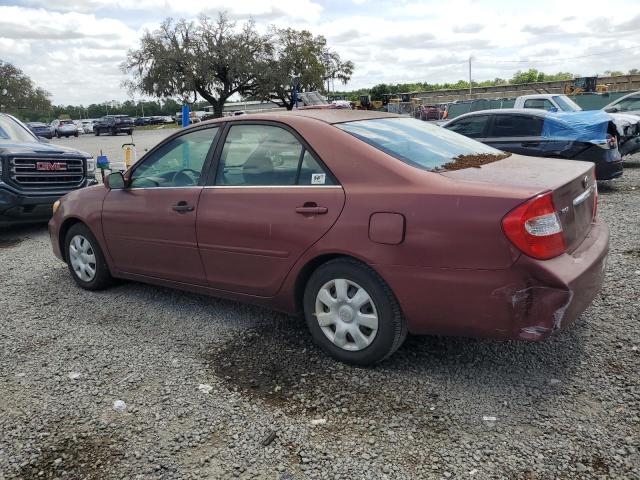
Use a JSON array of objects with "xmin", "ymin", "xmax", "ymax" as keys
[
  {"xmin": 26, "ymin": 121, "xmax": 53, "ymax": 139},
  {"xmin": 443, "ymin": 109, "xmax": 624, "ymax": 180}
]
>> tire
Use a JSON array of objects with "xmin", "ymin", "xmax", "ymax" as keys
[
  {"xmin": 303, "ymin": 258, "xmax": 407, "ymax": 365},
  {"xmin": 64, "ymin": 223, "xmax": 114, "ymax": 291},
  {"xmin": 74, "ymin": 132, "xmax": 78, "ymax": 137},
  {"xmin": 94, "ymin": 128, "xmax": 100, "ymax": 136},
  {"xmin": 56, "ymin": 132, "xmax": 61, "ymax": 138}
]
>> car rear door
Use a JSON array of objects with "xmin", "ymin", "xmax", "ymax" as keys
[
  {"xmin": 196, "ymin": 122, "xmax": 345, "ymax": 297},
  {"xmin": 444, "ymin": 114, "xmax": 490, "ymax": 141},
  {"xmin": 102, "ymin": 126, "xmax": 220, "ymax": 285},
  {"xmin": 484, "ymin": 113, "xmax": 547, "ymax": 156}
]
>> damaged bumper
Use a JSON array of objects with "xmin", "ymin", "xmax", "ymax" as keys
[{"xmin": 378, "ymin": 219, "xmax": 608, "ymax": 340}]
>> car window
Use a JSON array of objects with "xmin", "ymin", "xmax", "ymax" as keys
[
  {"xmin": 298, "ymin": 150, "xmax": 335, "ymax": 185},
  {"xmin": 0, "ymin": 115, "xmax": 38, "ymax": 143},
  {"xmin": 552, "ymin": 95, "xmax": 582, "ymax": 112},
  {"xmin": 216, "ymin": 124, "xmax": 304, "ymax": 186},
  {"xmin": 445, "ymin": 115, "xmax": 490, "ymax": 138},
  {"xmin": 614, "ymin": 95, "xmax": 640, "ymax": 112},
  {"xmin": 488, "ymin": 115, "xmax": 543, "ymax": 137},
  {"xmin": 130, "ymin": 127, "xmax": 218, "ymax": 188},
  {"xmin": 337, "ymin": 117, "xmax": 503, "ymax": 171},
  {"xmin": 523, "ymin": 99, "xmax": 555, "ymax": 110}
]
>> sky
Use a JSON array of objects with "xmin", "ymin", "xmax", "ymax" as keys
[{"xmin": 0, "ymin": 0, "xmax": 639, "ymax": 105}]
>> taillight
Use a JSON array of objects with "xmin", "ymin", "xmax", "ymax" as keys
[{"xmin": 502, "ymin": 191, "xmax": 566, "ymax": 260}]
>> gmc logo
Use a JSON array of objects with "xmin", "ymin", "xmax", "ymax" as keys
[{"xmin": 36, "ymin": 162, "xmax": 67, "ymax": 171}]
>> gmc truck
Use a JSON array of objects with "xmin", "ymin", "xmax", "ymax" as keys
[{"xmin": 0, "ymin": 113, "xmax": 97, "ymax": 226}]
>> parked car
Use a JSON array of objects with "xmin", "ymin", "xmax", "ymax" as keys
[
  {"xmin": 51, "ymin": 119, "xmax": 79, "ymax": 138},
  {"xmin": 49, "ymin": 111, "xmax": 608, "ymax": 365},
  {"xmin": 134, "ymin": 116, "xmax": 152, "ymax": 126},
  {"xmin": 443, "ymin": 109, "xmax": 623, "ymax": 180},
  {"xmin": 26, "ymin": 121, "xmax": 53, "ymax": 139},
  {"xmin": 603, "ymin": 91, "xmax": 640, "ymax": 116},
  {"xmin": 81, "ymin": 119, "xmax": 95, "ymax": 134},
  {"xmin": 0, "ymin": 113, "xmax": 97, "ymax": 226},
  {"xmin": 513, "ymin": 94, "xmax": 640, "ymax": 157},
  {"xmin": 93, "ymin": 115, "xmax": 134, "ymax": 136}
]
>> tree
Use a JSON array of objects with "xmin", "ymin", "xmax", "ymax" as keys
[
  {"xmin": 123, "ymin": 14, "xmax": 271, "ymax": 118},
  {"xmin": 0, "ymin": 60, "xmax": 52, "ymax": 119},
  {"xmin": 322, "ymin": 48, "xmax": 354, "ymax": 93},
  {"xmin": 256, "ymin": 28, "xmax": 353, "ymax": 110}
]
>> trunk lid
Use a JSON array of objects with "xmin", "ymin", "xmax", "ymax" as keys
[{"xmin": 440, "ymin": 154, "xmax": 596, "ymax": 253}]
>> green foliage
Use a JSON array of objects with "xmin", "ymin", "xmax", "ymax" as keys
[
  {"xmin": 0, "ymin": 61, "xmax": 52, "ymax": 120},
  {"xmin": 123, "ymin": 13, "xmax": 272, "ymax": 117}
]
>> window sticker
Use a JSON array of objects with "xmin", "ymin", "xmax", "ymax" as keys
[{"xmin": 311, "ymin": 173, "xmax": 326, "ymax": 185}]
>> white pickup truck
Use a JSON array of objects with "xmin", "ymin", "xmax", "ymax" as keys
[{"xmin": 513, "ymin": 94, "xmax": 640, "ymax": 156}]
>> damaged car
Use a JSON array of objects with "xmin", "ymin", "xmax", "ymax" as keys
[
  {"xmin": 49, "ymin": 111, "xmax": 608, "ymax": 365},
  {"xmin": 443, "ymin": 109, "xmax": 626, "ymax": 180}
]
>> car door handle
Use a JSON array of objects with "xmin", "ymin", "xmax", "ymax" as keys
[
  {"xmin": 296, "ymin": 204, "xmax": 328, "ymax": 215},
  {"xmin": 173, "ymin": 201, "xmax": 195, "ymax": 213}
]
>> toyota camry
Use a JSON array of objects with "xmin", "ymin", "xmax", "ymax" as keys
[{"xmin": 49, "ymin": 110, "xmax": 608, "ymax": 365}]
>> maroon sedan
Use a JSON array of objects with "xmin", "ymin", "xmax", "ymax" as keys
[{"xmin": 49, "ymin": 110, "xmax": 608, "ymax": 365}]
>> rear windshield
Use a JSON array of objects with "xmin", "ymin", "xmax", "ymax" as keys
[
  {"xmin": 336, "ymin": 117, "xmax": 504, "ymax": 171},
  {"xmin": 552, "ymin": 96, "xmax": 582, "ymax": 112}
]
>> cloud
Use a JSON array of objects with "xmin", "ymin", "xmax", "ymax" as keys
[
  {"xmin": 4, "ymin": 0, "xmax": 640, "ymax": 104},
  {"xmin": 453, "ymin": 23, "xmax": 484, "ymax": 34},
  {"xmin": 24, "ymin": 0, "xmax": 323, "ymax": 22}
]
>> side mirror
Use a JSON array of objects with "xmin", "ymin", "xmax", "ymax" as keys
[
  {"xmin": 105, "ymin": 171, "xmax": 126, "ymax": 190},
  {"xmin": 604, "ymin": 107, "xmax": 618, "ymax": 113},
  {"xmin": 37, "ymin": 136, "xmax": 50, "ymax": 143}
]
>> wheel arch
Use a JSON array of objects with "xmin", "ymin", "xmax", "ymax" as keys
[
  {"xmin": 58, "ymin": 217, "xmax": 85, "ymax": 262},
  {"xmin": 292, "ymin": 252, "xmax": 395, "ymax": 315}
]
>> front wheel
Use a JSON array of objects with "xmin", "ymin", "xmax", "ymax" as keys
[
  {"xmin": 303, "ymin": 258, "xmax": 407, "ymax": 365},
  {"xmin": 65, "ymin": 223, "xmax": 113, "ymax": 290}
]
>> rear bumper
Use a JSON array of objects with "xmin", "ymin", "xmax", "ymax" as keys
[
  {"xmin": 0, "ymin": 179, "xmax": 97, "ymax": 225},
  {"xmin": 378, "ymin": 219, "xmax": 609, "ymax": 340}
]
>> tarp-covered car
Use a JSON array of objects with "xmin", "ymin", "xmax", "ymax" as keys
[{"xmin": 443, "ymin": 109, "xmax": 626, "ymax": 180}]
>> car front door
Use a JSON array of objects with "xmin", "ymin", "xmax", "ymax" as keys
[
  {"xmin": 102, "ymin": 126, "xmax": 220, "ymax": 285},
  {"xmin": 196, "ymin": 122, "xmax": 345, "ymax": 297},
  {"xmin": 484, "ymin": 114, "xmax": 547, "ymax": 156}
]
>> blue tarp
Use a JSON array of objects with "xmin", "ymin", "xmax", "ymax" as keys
[{"xmin": 541, "ymin": 111, "xmax": 611, "ymax": 143}]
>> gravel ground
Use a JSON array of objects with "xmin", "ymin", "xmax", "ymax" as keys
[{"xmin": 0, "ymin": 155, "xmax": 639, "ymax": 480}]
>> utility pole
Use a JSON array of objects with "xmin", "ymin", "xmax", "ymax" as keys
[{"xmin": 468, "ymin": 56, "xmax": 472, "ymax": 94}]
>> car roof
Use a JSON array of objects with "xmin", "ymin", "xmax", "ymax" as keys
[
  {"xmin": 606, "ymin": 90, "xmax": 640, "ymax": 107},
  {"xmin": 199, "ymin": 109, "xmax": 400, "ymax": 127},
  {"xmin": 449, "ymin": 108, "xmax": 552, "ymax": 120},
  {"xmin": 516, "ymin": 94, "xmax": 557, "ymax": 100}
]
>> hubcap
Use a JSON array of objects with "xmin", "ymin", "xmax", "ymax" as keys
[
  {"xmin": 315, "ymin": 278, "xmax": 379, "ymax": 352},
  {"xmin": 69, "ymin": 235, "xmax": 97, "ymax": 282}
]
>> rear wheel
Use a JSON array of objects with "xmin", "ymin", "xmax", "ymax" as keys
[
  {"xmin": 94, "ymin": 128, "xmax": 100, "ymax": 136},
  {"xmin": 303, "ymin": 258, "xmax": 406, "ymax": 365},
  {"xmin": 65, "ymin": 223, "xmax": 113, "ymax": 290}
]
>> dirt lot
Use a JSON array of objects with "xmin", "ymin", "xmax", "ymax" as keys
[{"xmin": 0, "ymin": 151, "xmax": 638, "ymax": 479}]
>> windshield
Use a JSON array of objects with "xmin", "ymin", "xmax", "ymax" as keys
[
  {"xmin": 0, "ymin": 115, "xmax": 38, "ymax": 143},
  {"xmin": 552, "ymin": 95, "xmax": 582, "ymax": 112},
  {"xmin": 336, "ymin": 117, "xmax": 505, "ymax": 171}
]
